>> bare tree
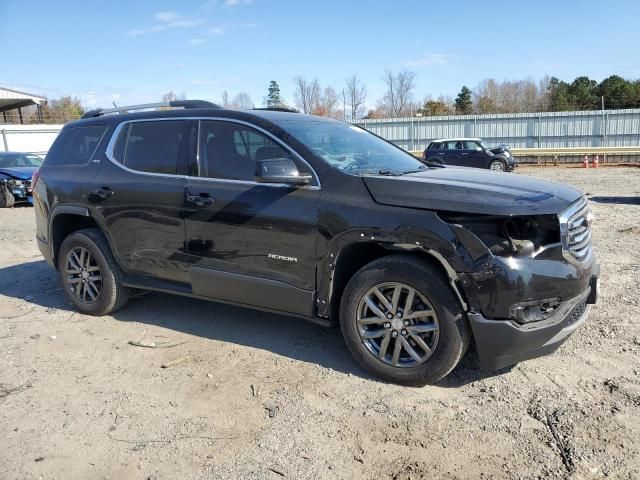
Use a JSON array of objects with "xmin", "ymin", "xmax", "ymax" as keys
[
  {"xmin": 380, "ymin": 70, "xmax": 417, "ymax": 117},
  {"xmin": 231, "ymin": 92, "xmax": 254, "ymax": 109},
  {"xmin": 315, "ymin": 86, "xmax": 340, "ymax": 118},
  {"xmin": 221, "ymin": 90, "xmax": 230, "ymax": 108},
  {"xmin": 293, "ymin": 76, "xmax": 321, "ymax": 114},
  {"xmin": 345, "ymin": 74, "xmax": 367, "ymax": 122},
  {"xmin": 161, "ymin": 91, "xmax": 186, "ymax": 102}
]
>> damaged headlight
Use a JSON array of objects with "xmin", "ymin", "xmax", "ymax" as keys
[
  {"xmin": 8, "ymin": 179, "xmax": 23, "ymax": 186},
  {"xmin": 440, "ymin": 213, "xmax": 561, "ymax": 258}
]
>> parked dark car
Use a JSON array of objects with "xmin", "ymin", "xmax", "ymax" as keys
[
  {"xmin": 422, "ymin": 138, "xmax": 518, "ymax": 172},
  {"xmin": 33, "ymin": 100, "xmax": 598, "ymax": 386},
  {"xmin": 0, "ymin": 151, "xmax": 42, "ymax": 207}
]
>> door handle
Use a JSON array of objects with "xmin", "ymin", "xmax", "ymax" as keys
[
  {"xmin": 461, "ymin": 153, "xmax": 469, "ymax": 155},
  {"xmin": 186, "ymin": 193, "xmax": 214, "ymax": 207},
  {"xmin": 90, "ymin": 187, "xmax": 114, "ymax": 200}
]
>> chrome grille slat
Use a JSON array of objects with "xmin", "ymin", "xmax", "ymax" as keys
[{"xmin": 559, "ymin": 197, "xmax": 592, "ymax": 263}]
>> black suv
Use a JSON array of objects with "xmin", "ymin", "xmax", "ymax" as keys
[
  {"xmin": 423, "ymin": 138, "xmax": 518, "ymax": 171},
  {"xmin": 34, "ymin": 100, "xmax": 598, "ymax": 386}
]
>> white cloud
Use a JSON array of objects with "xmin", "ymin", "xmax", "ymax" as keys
[
  {"xmin": 224, "ymin": 0, "xmax": 254, "ymax": 6},
  {"xmin": 208, "ymin": 27, "xmax": 224, "ymax": 35},
  {"xmin": 127, "ymin": 11, "xmax": 204, "ymax": 36},
  {"xmin": 154, "ymin": 11, "xmax": 181, "ymax": 23},
  {"xmin": 402, "ymin": 53, "xmax": 450, "ymax": 68},
  {"xmin": 189, "ymin": 38, "xmax": 207, "ymax": 45}
]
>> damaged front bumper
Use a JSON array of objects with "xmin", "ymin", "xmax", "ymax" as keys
[{"xmin": 467, "ymin": 266, "xmax": 599, "ymax": 370}]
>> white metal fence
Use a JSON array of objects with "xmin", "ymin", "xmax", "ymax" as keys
[
  {"xmin": 0, "ymin": 124, "xmax": 63, "ymax": 155},
  {"xmin": 356, "ymin": 108, "xmax": 640, "ymax": 151},
  {"xmin": 2, "ymin": 108, "xmax": 640, "ymax": 158}
]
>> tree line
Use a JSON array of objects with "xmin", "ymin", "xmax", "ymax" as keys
[
  {"xmin": 229, "ymin": 72, "xmax": 640, "ymax": 120},
  {"xmin": 6, "ymin": 73, "xmax": 639, "ymax": 125}
]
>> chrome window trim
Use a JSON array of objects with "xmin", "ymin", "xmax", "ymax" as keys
[{"xmin": 104, "ymin": 116, "xmax": 321, "ymax": 189}]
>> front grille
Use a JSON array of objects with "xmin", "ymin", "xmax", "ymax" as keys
[
  {"xmin": 565, "ymin": 301, "xmax": 587, "ymax": 327},
  {"xmin": 560, "ymin": 198, "xmax": 593, "ymax": 262}
]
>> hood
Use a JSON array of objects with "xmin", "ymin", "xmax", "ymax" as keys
[
  {"xmin": 0, "ymin": 166, "xmax": 36, "ymax": 180},
  {"xmin": 362, "ymin": 167, "xmax": 582, "ymax": 216}
]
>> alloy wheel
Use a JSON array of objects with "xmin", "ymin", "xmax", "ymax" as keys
[
  {"xmin": 490, "ymin": 161, "xmax": 505, "ymax": 171},
  {"xmin": 356, "ymin": 282, "xmax": 440, "ymax": 368},
  {"xmin": 65, "ymin": 246, "xmax": 103, "ymax": 303}
]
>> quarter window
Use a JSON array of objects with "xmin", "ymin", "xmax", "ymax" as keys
[
  {"xmin": 45, "ymin": 126, "xmax": 108, "ymax": 165},
  {"xmin": 121, "ymin": 121, "xmax": 190, "ymax": 175},
  {"xmin": 199, "ymin": 121, "xmax": 293, "ymax": 181}
]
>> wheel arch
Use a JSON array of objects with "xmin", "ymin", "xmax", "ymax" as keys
[
  {"xmin": 324, "ymin": 240, "xmax": 469, "ymax": 323},
  {"xmin": 49, "ymin": 206, "xmax": 116, "ymax": 270}
]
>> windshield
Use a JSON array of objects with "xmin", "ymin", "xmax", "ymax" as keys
[
  {"xmin": 479, "ymin": 141, "xmax": 490, "ymax": 149},
  {"xmin": 280, "ymin": 120, "xmax": 426, "ymax": 175},
  {"xmin": 0, "ymin": 154, "xmax": 43, "ymax": 168}
]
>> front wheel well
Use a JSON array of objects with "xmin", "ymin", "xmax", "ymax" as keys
[
  {"xmin": 329, "ymin": 244, "xmax": 463, "ymax": 322},
  {"xmin": 51, "ymin": 214, "xmax": 101, "ymax": 268}
]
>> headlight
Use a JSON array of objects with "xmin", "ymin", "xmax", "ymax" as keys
[
  {"xmin": 439, "ymin": 214, "xmax": 561, "ymax": 257},
  {"xmin": 8, "ymin": 179, "xmax": 22, "ymax": 186}
]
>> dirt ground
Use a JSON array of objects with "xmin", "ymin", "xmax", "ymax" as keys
[{"xmin": 1, "ymin": 167, "xmax": 639, "ymax": 480}]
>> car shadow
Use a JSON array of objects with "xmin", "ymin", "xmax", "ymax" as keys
[
  {"xmin": 589, "ymin": 196, "xmax": 640, "ymax": 205},
  {"xmin": 0, "ymin": 260, "xmax": 490, "ymax": 387}
]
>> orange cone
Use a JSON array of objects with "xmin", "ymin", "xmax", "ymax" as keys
[
  {"xmin": 583, "ymin": 155, "xmax": 589, "ymax": 168},
  {"xmin": 593, "ymin": 155, "xmax": 599, "ymax": 168}
]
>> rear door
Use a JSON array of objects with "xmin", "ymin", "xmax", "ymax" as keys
[
  {"xmin": 89, "ymin": 119, "xmax": 194, "ymax": 283},
  {"xmin": 183, "ymin": 119, "xmax": 320, "ymax": 316}
]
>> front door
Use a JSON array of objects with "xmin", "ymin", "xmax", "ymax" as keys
[
  {"xmin": 184, "ymin": 119, "xmax": 320, "ymax": 316},
  {"xmin": 461, "ymin": 140, "xmax": 484, "ymax": 167},
  {"xmin": 90, "ymin": 119, "xmax": 194, "ymax": 283}
]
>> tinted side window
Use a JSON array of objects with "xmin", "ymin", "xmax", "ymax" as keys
[
  {"xmin": 123, "ymin": 121, "xmax": 190, "ymax": 175},
  {"xmin": 45, "ymin": 126, "xmax": 108, "ymax": 165},
  {"xmin": 428, "ymin": 142, "xmax": 441, "ymax": 150},
  {"xmin": 199, "ymin": 121, "xmax": 292, "ymax": 181}
]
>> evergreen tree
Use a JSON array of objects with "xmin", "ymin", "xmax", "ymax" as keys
[
  {"xmin": 597, "ymin": 75, "xmax": 634, "ymax": 109},
  {"xmin": 266, "ymin": 80, "xmax": 283, "ymax": 108},
  {"xmin": 454, "ymin": 86, "xmax": 473, "ymax": 114},
  {"xmin": 547, "ymin": 77, "xmax": 572, "ymax": 111}
]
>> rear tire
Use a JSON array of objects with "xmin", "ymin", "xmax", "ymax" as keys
[
  {"xmin": 339, "ymin": 255, "xmax": 471, "ymax": 386},
  {"xmin": 58, "ymin": 228, "xmax": 130, "ymax": 316},
  {"xmin": 0, "ymin": 183, "xmax": 15, "ymax": 208}
]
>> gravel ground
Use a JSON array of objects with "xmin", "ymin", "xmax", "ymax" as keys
[{"xmin": 1, "ymin": 166, "xmax": 639, "ymax": 480}]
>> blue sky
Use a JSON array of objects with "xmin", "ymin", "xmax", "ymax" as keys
[{"xmin": 2, "ymin": 0, "xmax": 639, "ymax": 110}]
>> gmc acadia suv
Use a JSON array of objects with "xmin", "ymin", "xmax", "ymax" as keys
[{"xmin": 33, "ymin": 100, "xmax": 599, "ymax": 386}]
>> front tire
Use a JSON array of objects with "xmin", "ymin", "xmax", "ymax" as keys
[
  {"xmin": 489, "ymin": 159, "xmax": 506, "ymax": 171},
  {"xmin": 58, "ymin": 228, "xmax": 130, "ymax": 316},
  {"xmin": 0, "ymin": 183, "xmax": 15, "ymax": 208},
  {"xmin": 339, "ymin": 255, "xmax": 470, "ymax": 386}
]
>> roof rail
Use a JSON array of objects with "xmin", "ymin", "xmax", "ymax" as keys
[
  {"xmin": 253, "ymin": 107, "xmax": 299, "ymax": 113},
  {"xmin": 81, "ymin": 100, "xmax": 221, "ymax": 119}
]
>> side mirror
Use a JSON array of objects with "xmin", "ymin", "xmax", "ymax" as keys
[
  {"xmin": 476, "ymin": 146, "xmax": 483, "ymax": 152},
  {"xmin": 255, "ymin": 158, "xmax": 312, "ymax": 185}
]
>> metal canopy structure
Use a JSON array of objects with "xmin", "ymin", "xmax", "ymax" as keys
[{"xmin": 0, "ymin": 87, "xmax": 47, "ymax": 123}]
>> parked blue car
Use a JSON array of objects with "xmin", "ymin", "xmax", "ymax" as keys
[{"xmin": 0, "ymin": 152, "xmax": 42, "ymax": 207}]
